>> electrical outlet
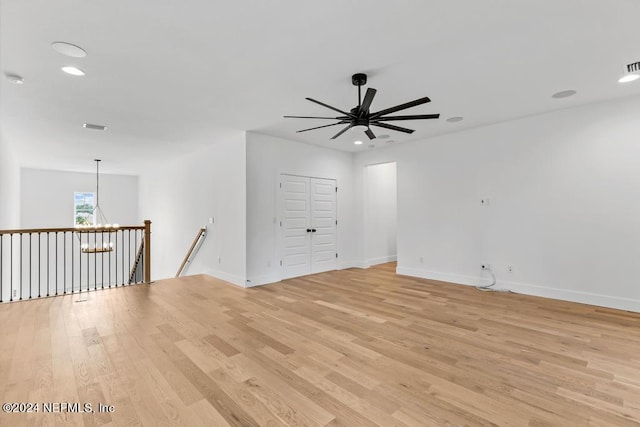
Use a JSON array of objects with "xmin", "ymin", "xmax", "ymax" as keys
[
  {"xmin": 480, "ymin": 198, "xmax": 490, "ymax": 206},
  {"xmin": 209, "ymin": 217, "xmax": 214, "ymax": 224},
  {"xmin": 507, "ymin": 265, "xmax": 514, "ymax": 273},
  {"xmin": 419, "ymin": 256, "xmax": 424, "ymax": 263},
  {"xmin": 481, "ymin": 264, "xmax": 491, "ymax": 270},
  {"xmin": 218, "ymin": 256, "xmax": 221, "ymax": 264},
  {"xmin": 12, "ymin": 289, "xmax": 17, "ymax": 298}
]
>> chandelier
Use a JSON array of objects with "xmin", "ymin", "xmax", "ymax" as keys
[{"xmin": 75, "ymin": 159, "xmax": 119, "ymax": 253}]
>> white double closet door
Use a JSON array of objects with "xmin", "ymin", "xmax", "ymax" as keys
[{"xmin": 279, "ymin": 174, "xmax": 337, "ymax": 280}]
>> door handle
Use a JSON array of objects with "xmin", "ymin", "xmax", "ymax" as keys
[
  {"xmin": 306, "ymin": 229, "xmax": 312, "ymax": 232},
  {"xmin": 311, "ymin": 229, "xmax": 317, "ymax": 232}
]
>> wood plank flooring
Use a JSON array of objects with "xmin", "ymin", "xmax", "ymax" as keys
[{"xmin": 1, "ymin": 262, "xmax": 639, "ymax": 426}]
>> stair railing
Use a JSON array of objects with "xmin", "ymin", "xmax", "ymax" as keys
[
  {"xmin": 176, "ymin": 227, "xmax": 207, "ymax": 277},
  {"xmin": 0, "ymin": 220, "xmax": 152, "ymax": 303}
]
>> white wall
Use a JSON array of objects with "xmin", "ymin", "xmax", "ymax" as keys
[
  {"xmin": 364, "ymin": 162, "xmax": 397, "ymax": 265},
  {"xmin": 353, "ymin": 95, "xmax": 640, "ymax": 312},
  {"xmin": 20, "ymin": 168, "xmax": 139, "ymax": 228},
  {"xmin": 246, "ymin": 132, "xmax": 356, "ymax": 286},
  {"xmin": 139, "ymin": 135, "xmax": 247, "ymax": 285},
  {"xmin": 0, "ymin": 134, "xmax": 20, "ymax": 302},
  {"xmin": 0, "ymin": 133, "xmax": 20, "ymax": 229}
]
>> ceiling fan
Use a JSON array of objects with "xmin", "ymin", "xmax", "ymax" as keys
[{"xmin": 285, "ymin": 73, "xmax": 440, "ymax": 140}]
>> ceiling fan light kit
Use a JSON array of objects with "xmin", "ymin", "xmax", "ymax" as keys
[{"xmin": 285, "ymin": 73, "xmax": 440, "ymax": 141}]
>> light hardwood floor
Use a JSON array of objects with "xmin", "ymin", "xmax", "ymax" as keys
[{"xmin": 1, "ymin": 263, "xmax": 639, "ymax": 426}]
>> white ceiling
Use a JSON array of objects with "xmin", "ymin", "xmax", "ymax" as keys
[{"xmin": 2, "ymin": 0, "xmax": 640, "ymax": 174}]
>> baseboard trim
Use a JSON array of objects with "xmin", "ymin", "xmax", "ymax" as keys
[
  {"xmin": 396, "ymin": 267, "xmax": 493, "ymax": 287},
  {"xmin": 202, "ymin": 268, "xmax": 246, "ymax": 288},
  {"xmin": 396, "ymin": 266, "xmax": 640, "ymax": 313},
  {"xmin": 339, "ymin": 261, "xmax": 369, "ymax": 269},
  {"xmin": 340, "ymin": 257, "xmax": 397, "ymax": 270},
  {"xmin": 245, "ymin": 274, "xmax": 281, "ymax": 288},
  {"xmin": 504, "ymin": 280, "xmax": 640, "ymax": 313},
  {"xmin": 367, "ymin": 255, "xmax": 397, "ymax": 266}
]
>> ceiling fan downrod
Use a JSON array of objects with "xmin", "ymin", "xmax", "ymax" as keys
[{"xmin": 352, "ymin": 73, "xmax": 367, "ymax": 107}]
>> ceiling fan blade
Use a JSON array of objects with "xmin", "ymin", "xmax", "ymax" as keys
[
  {"xmin": 359, "ymin": 88, "xmax": 377, "ymax": 116},
  {"xmin": 297, "ymin": 122, "xmax": 347, "ymax": 133},
  {"xmin": 306, "ymin": 98, "xmax": 355, "ymax": 117},
  {"xmin": 285, "ymin": 115, "xmax": 350, "ymax": 120},
  {"xmin": 330, "ymin": 124, "xmax": 354, "ymax": 140},
  {"xmin": 370, "ymin": 96, "xmax": 431, "ymax": 119},
  {"xmin": 371, "ymin": 122, "xmax": 415, "ymax": 134},
  {"xmin": 365, "ymin": 128, "xmax": 376, "ymax": 140},
  {"xmin": 374, "ymin": 114, "xmax": 440, "ymax": 121}
]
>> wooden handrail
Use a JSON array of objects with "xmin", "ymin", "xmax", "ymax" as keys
[
  {"xmin": 176, "ymin": 227, "xmax": 207, "ymax": 278},
  {"xmin": 0, "ymin": 225, "xmax": 144, "ymax": 235},
  {"xmin": 144, "ymin": 220, "xmax": 151, "ymax": 284},
  {"xmin": 130, "ymin": 240, "xmax": 145, "ymax": 284}
]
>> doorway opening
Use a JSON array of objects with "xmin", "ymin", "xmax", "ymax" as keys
[{"xmin": 364, "ymin": 162, "xmax": 397, "ymax": 267}]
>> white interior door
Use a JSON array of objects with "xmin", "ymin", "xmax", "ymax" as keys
[
  {"xmin": 280, "ymin": 175, "xmax": 311, "ymax": 279},
  {"xmin": 279, "ymin": 174, "xmax": 337, "ymax": 279},
  {"xmin": 310, "ymin": 177, "xmax": 337, "ymax": 274}
]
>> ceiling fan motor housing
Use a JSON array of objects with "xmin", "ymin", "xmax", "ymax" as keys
[{"xmin": 350, "ymin": 107, "xmax": 370, "ymax": 127}]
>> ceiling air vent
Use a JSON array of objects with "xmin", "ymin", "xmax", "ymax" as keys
[
  {"xmin": 627, "ymin": 62, "xmax": 640, "ymax": 73},
  {"xmin": 83, "ymin": 123, "xmax": 107, "ymax": 131}
]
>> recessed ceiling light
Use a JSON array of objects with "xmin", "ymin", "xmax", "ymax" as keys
[
  {"xmin": 83, "ymin": 123, "xmax": 107, "ymax": 131},
  {"xmin": 551, "ymin": 90, "xmax": 576, "ymax": 99},
  {"xmin": 354, "ymin": 140, "xmax": 363, "ymax": 145},
  {"xmin": 51, "ymin": 42, "xmax": 87, "ymax": 58},
  {"xmin": 446, "ymin": 116, "xmax": 464, "ymax": 123},
  {"xmin": 5, "ymin": 73, "xmax": 24, "ymax": 84},
  {"xmin": 618, "ymin": 74, "xmax": 640, "ymax": 83},
  {"xmin": 62, "ymin": 66, "xmax": 85, "ymax": 76}
]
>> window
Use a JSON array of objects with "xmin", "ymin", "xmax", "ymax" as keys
[{"xmin": 74, "ymin": 192, "xmax": 95, "ymax": 225}]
